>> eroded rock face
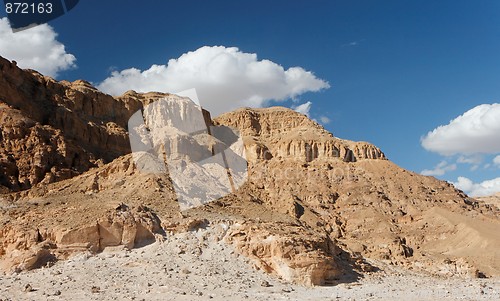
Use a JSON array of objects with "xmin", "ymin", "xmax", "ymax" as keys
[
  {"xmin": 0, "ymin": 103, "xmax": 96, "ymax": 190},
  {"xmin": 0, "ymin": 204, "xmax": 163, "ymax": 272},
  {"xmin": 0, "ymin": 58, "xmax": 132, "ymax": 160},
  {"xmin": 226, "ymin": 222, "xmax": 340, "ymax": 286},
  {"xmin": 215, "ymin": 107, "xmax": 385, "ymax": 163},
  {"xmin": 0, "ymin": 56, "xmax": 175, "ymax": 191}
]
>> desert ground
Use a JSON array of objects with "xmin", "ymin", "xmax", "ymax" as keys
[{"xmin": 1, "ymin": 226, "xmax": 499, "ymax": 301}]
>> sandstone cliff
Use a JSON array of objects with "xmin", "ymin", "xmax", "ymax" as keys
[
  {"xmin": 215, "ymin": 107, "xmax": 385, "ymax": 163},
  {"xmin": 0, "ymin": 56, "xmax": 175, "ymax": 191}
]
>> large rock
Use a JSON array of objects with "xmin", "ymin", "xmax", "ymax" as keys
[
  {"xmin": 0, "ymin": 203, "xmax": 163, "ymax": 272},
  {"xmin": 226, "ymin": 222, "xmax": 341, "ymax": 286}
]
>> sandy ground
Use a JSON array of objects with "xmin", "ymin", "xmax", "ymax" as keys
[{"xmin": 1, "ymin": 227, "xmax": 498, "ymax": 301}]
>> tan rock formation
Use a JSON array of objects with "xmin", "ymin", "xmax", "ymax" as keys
[
  {"xmin": 0, "ymin": 102, "xmax": 96, "ymax": 190},
  {"xmin": 215, "ymin": 107, "xmax": 386, "ymax": 163},
  {"xmin": 0, "ymin": 56, "xmax": 175, "ymax": 191},
  {"xmin": 0, "ymin": 201, "xmax": 163, "ymax": 272},
  {"xmin": 226, "ymin": 222, "xmax": 340, "ymax": 286}
]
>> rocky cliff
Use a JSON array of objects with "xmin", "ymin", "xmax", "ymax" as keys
[
  {"xmin": 0, "ymin": 56, "xmax": 384, "ymax": 192},
  {"xmin": 0, "ymin": 56, "xmax": 174, "ymax": 191},
  {"xmin": 215, "ymin": 107, "xmax": 385, "ymax": 163},
  {"xmin": 0, "ymin": 56, "xmax": 499, "ymax": 286}
]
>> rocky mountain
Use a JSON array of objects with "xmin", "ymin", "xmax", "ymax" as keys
[
  {"xmin": 0, "ymin": 56, "xmax": 176, "ymax": 191},
  {"xmin": 0, "ymin": 56, "xmax": 498, "ymax": 286}
]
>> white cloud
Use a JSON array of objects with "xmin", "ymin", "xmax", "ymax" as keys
[
  {"xmin": 457, "ymin": 155, "xmax": 483, "ymax": 165},
  {"xmin": 421, "ymin": 161, "xmax": 457, "ymax": 176},
  {"xmin": 319, "ymin": 116, "xmax": 331, "ymax": 124},
  {"xmin": 457, "ymin": 155, "xmax": 483, "ymax": 171},
  {"xmin": 421, "ymin": 104, "xmax": 500, "ymax": 155},
  {"xmin": 0, "ymin": 18, "xmax": 76, "ymax": 77},
  {"xmin": 97, "ymin": 46, "xmax": 329, "ymax": 116},
  {"xmin": 292, "ymin": 101, "xmax": 312, "ymax": 117},
  {"xmin": 452, "ymin": 176, "xmax": 500, "ymax": 197},
  {"xmin": 453, "ymin": 176, "xmax": 474, "ymax": 192},
  {"xmin": 494, "ymin": 155, "xmax": 500, "ymax": 167}
]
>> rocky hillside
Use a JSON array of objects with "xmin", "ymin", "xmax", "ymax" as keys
[
  {"xmin": 0, "ymin": 56, "xmax": 499, "ymax": 286},
  {"xmin": 0, "ymin": 56, "xmax": 179, "ymax": 191}
]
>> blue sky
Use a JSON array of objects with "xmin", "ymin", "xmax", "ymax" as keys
[{"xmin": 1, "ymin": 0, "xmax": 500, "ymax": 196}]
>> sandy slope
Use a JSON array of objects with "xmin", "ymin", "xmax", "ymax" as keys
[
  {"xmin": 1, "ymin": 226, "xmax": 498, "ymax": 301},
  {"xmin": 421, "ymin": 207, "xmax": 500, "ymax": 276}
]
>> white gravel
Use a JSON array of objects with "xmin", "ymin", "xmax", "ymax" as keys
[{"xmin": 1, "ymin": 227, "xmax": 498, "ymax": 301}]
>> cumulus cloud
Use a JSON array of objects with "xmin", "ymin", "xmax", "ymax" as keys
[
  {"xmin": 452, "ymin": 176, "xmax": 500, "ymax": 197},
  {"xmin": 421, "ymin": 161, "xmax": 457, "ymax": 176},
  {"xmin": 292, "ymin": 101, "xmax": 312, "ymax": 117},
  {"xmin": 0, "ymin": 18, "xmax": 76, "ymax": 77},
  {"xmin": 421, "ymin": 104, "xmax": 500, "ymax": 155},
  {"xmin": 98, "ymin": 46, "xmax": 329, "ymax": 116},
  {"xmin": 494, "ymin": 155, "xmax": 500, "ymax": 167}
]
